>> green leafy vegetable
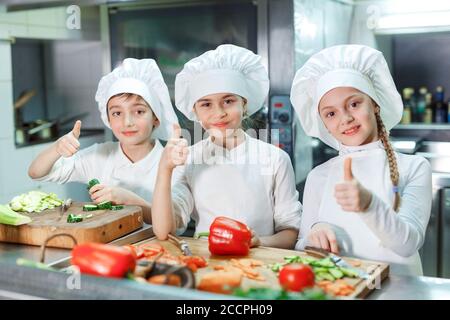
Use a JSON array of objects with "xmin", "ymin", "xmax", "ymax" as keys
[{"xmin": 9, "ymin": 191, "xmax": 63, "ymax": 213}]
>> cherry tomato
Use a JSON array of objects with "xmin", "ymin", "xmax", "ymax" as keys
[{"xmin": 279, "ymin": 263, "xmax": 315, "ymax": 292}]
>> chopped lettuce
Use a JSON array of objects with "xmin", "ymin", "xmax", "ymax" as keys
[{"xmin": 9, "ymin": 191, "xmax": 63, "ymax": 213}]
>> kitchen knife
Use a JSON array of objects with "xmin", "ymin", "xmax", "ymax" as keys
[
  {"xmin": 58, "ymin": 198, "xmax": 72, "ymax": 222},
  {"xmin": 168, "ymin": 234, "xmax": 193, "ymax": 256}
]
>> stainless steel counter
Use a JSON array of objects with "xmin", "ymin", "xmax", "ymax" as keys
[
  {"xmin": 1, "ymin": 225, "xmax": 450, "ymax": 300},
  {"xmin": 368, "ymin": 275, "xmax": 450, "ymax": 300}
]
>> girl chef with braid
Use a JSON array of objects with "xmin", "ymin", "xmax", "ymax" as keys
[{"xmin": 290, "ymin": 45, "xmax": 432, "ymax": 276}]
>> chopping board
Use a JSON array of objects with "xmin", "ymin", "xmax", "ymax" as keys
[
  {"xmin": 0, "ymin": 202, "xmax": 143, "ymax": 249},
  {"xmin": 134, "ymin": 237, "xmax": 389, "ymax": 299}
]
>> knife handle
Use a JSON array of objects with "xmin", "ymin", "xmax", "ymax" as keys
[{"xmin": 304, "ymin": 246, "xmax": 329, "ymax": 258}]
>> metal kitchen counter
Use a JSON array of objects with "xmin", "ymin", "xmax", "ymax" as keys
[{"xmin": 1, "ymin": 225, "xmax": 450, "ymax": 300}]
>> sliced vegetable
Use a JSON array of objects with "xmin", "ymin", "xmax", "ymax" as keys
[
  {"xmin": 197, "ymin": 270, "xmax": 243, "ymax": 294},
  {"xmin": 148, "ymin": 274, "xmax": 181, "ymax": 287},
  {"xmin": 274, "ymin": 255, "xmax": 360, "ymax": 282},
  {"xmin": 233, "ymin": 287, "xmax": 328, "ymax": 300},
  {"xmin": 83, "ymin": 204, "xmax": 98, "ymax": 211},
  {"xmin": 0, "ymin": 204, "xmax": 31, "ymax": 226},
  {"xmin": 16, "ymin": 258, "xmax": 56, "ymax": 271},
  {"xmin": 9, "ymin": 191, "xmax": 63, "ymax": 213},
  {"xmin": 97, "ymin": 201, "xmax": 112, "ymax": 210},
  {"xmin": 328, "ymin": 268, "xmax": 344, "ymax": 279},
  {"xmin": 67, "ymin": 214, "xmax": 83, "ymax": 223},
  {"xmin": 111, "ymin": 205, "xmax": 124, "ymax": 210}
]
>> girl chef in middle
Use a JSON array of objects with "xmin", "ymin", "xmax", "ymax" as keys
[{"xmin": 151, "ymin": 44, "xmax": 302, "ymax": 249}]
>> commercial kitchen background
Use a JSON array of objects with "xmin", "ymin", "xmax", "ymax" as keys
[{"xmin": 0, "ymin": 0, "xmax": 449, "ymax": 279}]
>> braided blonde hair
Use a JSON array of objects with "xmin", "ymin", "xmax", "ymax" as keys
[{"xmin": 375, "ymin": 109, "xmax": 401, "ymax": 211}]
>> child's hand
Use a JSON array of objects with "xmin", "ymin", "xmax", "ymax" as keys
[
  {"xmin": 334, "ymin": 157, "xmax": 372, "ymax": 213},
  {"xmin": 250, "ymin": 229, "xmax": 261, "ymax": 247},
  {"xmin": 55, "ymin": 120, "xmax": 81, "ymax": 158},
  {"xmin": 307, "ymin": 223, "xmax": 339, "ymax": 254},
  {"xmin": 89, "ymin": 184, "xmax": 137, "ymax": 205},
  {"xmin": 161, "ymin": 124, "xmax": 189, "ymax": 171}
]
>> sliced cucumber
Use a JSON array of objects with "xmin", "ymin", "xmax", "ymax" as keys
[
  {"xmin": 97, "ymin": 201, "xmax": 112, "ymax": 210},
  {"xmin": 83, "ymin": 204, "xmax": 98, "ymax": 211},
  {"xmin": 111, "ymin": 205, "xmax": 124, "ymax": 210}
]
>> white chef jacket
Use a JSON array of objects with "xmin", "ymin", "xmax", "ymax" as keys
[
  {"xmin": 296, "ymin": 140, "xmax": 432, "ymax": 276},
  {"xmin": 34, "ymin": 140, "xmax": 164, "ymax": 202},
  {"xmin": 171, "ymin": 133, "xmax": 302, "ymax": 236}
]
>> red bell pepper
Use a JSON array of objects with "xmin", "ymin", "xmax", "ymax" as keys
[
  {"xmin": 71, "ymin": 243, "xmax": 136, "ymax": 278},
  {"xmin": 208, "ymin": 216, "xmax": 252, "ymax": 256}
]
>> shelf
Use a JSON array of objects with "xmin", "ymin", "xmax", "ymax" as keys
[{"xmin": 394, "ymin": 124, "xmax": 450, "ymax": 130}]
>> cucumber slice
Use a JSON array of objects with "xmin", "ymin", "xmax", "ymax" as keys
[
  {"xmin": 67, "ymin": 214, "xmax": 83, "ymax": 223},
  {"xmin": 83, "ymin": 204, "xmax": 98, "ymax": 211},
  {"xmin": 111, "ymin": 205, "xmax": 124, "ymax": 210},
  {"xmin": 329, "ymin": 268, "xmax": 344, "ymax": 279},
  {"xmin": 97, "ymin": 201, "xmax": 112, "ymax": 210}
]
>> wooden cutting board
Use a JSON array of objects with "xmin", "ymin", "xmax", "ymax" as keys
[
  {"xmin": 135, "ymin": 237, "xmax": 389, "ymax": 299},
  {"xmin": 0, "ymin": 202, "xmax": 143, "ymax": 249}
]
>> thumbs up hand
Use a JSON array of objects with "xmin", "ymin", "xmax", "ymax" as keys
[
  {"xmin": 160, "ymin": 123, "xmax": 189, "ymax": 171},
  {"xmin": 334, "ymin": 157, "xmax": 373, "ymax": 213},
  {"xmin": 55, "ymin": 120, "xmax": 82, "ymax": 158}
]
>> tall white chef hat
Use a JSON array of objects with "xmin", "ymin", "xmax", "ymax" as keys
[
  {"xmin": 95, "ymin": 58, "xmax": 178, "ymax": 141},
  {"xmin": 175, "ymin": 44, "xmax": 269, "ymax": 121},
  {"xmin": 290, "ymin": 44, "xmax": 403, "ymax": 150}
]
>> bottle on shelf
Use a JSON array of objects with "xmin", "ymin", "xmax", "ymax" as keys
[
  {"xmin": 434, "ymin": 86, "xmax": 447, "ymax": 123},
  {"xmin": 424, "ymin": 92, "xmax": 433, "ymax": 124},
  {"xmin": 401, "ymin": 87, "xmax": 413, "ymax": 125},
  {"xmin": 416, "ymin": 86, "xmax": 428, "ymax": 123}
]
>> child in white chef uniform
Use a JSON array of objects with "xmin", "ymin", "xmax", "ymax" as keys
[
  {"xmin": 28, "ymin": 58, "xmax": 178, "ymax": 223},
  {"xmin": 290, "ymin": 45, "xmax": 432, "ymax": 276},
  {"xmin": 151, "ymin": 44, "xmax": 302, "ymax": 249}
]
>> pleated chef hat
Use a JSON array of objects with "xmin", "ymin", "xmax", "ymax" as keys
[
  {"xmin": 290, "ymin": 45, "xmax": 403, "ymax": 150},
  {"xmin": 95, "ymin": 58, "xmax": 178, "ymax": 140},
  {"xmin": 175, "ymin": 44, "xmax": 269, "ymax": 121}
]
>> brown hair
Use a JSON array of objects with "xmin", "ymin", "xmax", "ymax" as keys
[
  {"xmin": 375, "ymin": 110, "xmax": 401, "ymax": 211},
  {"xmin": 106, "ymin": 93, "xmax": 152, "ymax": 121}
]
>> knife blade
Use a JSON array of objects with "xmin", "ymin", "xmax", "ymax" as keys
[
  {"xmin": 304, "ymin": 246, "xmax": 370, "ymax": 280},
  {"xmin": 58, "ymin": 198, "xmax": 72, "ymax": 222}
]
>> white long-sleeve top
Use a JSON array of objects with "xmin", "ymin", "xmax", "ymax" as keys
[
  {"xmin": 34, "ymin": 140, "xmax": 164, "ymax": 202},
  {"xmin": 171, "ymin": 133, "xmax": 302, "ymax": 236},
  {"xmin": 296, "ymin": 140, "xmax": 432, "ymax": 276}
]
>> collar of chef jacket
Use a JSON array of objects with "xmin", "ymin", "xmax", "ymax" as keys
[
  {"xmin": 114, "ymin": 139, "xmax": 163, "ymax": 173},
  {"xmin": 338, "ymin": 140, "xmax": 384, "ymax": 156},
  {"xmin": 200, "ymin": 132, "xmax": 251, "ymax": 164}
]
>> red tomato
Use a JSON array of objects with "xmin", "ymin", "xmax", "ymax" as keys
[{"xmin": 279, "ymin": 263, "xmax": 315, "ymax": 292}]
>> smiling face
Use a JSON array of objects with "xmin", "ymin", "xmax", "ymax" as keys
[
  {"xmin": 107, "ymin": 93, "xmax": 159, "ymax": 146},
  {"xmin": 193, "ymin": 93, "xmax": 246, "ymax": 140},
  {"xmin": 318, "ymin": 87, "xmax": 379, "ymax": 146}
]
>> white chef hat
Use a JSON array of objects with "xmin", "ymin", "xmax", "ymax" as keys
[
  {"xmin": 290, "ymin": 45, "xmax": 403, "ymax": 150},
  {"xmin": 95, "ymin": 58, "xmax": 178, "ymax": 141},
  {"xmin": 175, "ymin": 44, "xmax": 269, "ymax": 121}
]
